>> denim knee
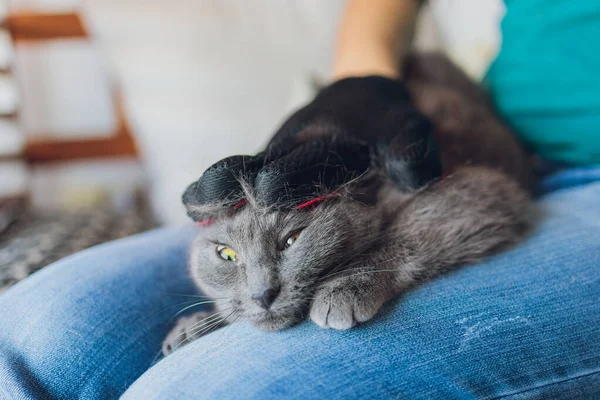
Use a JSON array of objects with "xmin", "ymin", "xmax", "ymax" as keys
[{"xmin": 0, "ymin": 226, "xmax": 199, "ymax": 400}]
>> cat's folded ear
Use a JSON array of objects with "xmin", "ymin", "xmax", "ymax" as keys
[{"xmin": 182, "ymin": 154, "xmax": 265, "ymax": 222}]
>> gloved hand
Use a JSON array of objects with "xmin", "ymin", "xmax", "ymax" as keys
[{"xmin": 183, "ymin": 76, "xmax": 441, "ymax": 222}]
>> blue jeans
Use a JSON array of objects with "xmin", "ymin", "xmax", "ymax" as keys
[{"xmin": 1, "ymin": 167, "xmax": 599, "ymax": 400}]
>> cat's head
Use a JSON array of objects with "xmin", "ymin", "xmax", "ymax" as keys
[{"xmin": 189, "ymin": 195, "xmax": 381, "ymax": 330}]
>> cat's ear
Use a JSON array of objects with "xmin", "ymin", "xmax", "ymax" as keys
[{"xmin": 182, "ymin": 154, "xmax": 264, "ymax": 222}]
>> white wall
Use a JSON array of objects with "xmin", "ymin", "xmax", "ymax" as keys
[{"xmin": 83, "ymin": 0, "xmax": 347, "ymax": 224}]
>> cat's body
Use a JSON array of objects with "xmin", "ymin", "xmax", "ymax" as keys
[{"xmin": 163, "ymin": 54, "xmax": 531, "ymax": 355}]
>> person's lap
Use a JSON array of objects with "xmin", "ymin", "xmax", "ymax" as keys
[
  {"xmin": 1, "ymin": 175, "xmax": 599, "ymax": 399},
  {"xmin": 0, "ymin": 226, "xmax": 200, "ymax": 399}
]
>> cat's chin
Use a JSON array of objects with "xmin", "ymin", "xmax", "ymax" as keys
[{"xmin": 250, "ymin": 311, "xmax": 300, "ymax": 331}]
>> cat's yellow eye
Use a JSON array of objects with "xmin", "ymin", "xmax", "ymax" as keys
[
  {"xmin": 216, "ymin": 245, "xmax": 237, "ymax": 262},
  {"xmin": 284, "ymin": 231, "xmax": 302, "ymax": 249}
]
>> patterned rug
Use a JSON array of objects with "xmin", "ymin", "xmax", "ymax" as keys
[{"xmin": 0, "ymin": 196, "xmax": 156, "ymax": 293}]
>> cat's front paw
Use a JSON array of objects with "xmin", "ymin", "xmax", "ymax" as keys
[
  {"xmin": 309, "ymin": 281, "xmax": 382, "ymax": 330},
  {"xmin": 162, "ymin": 311, "xmax": 219, "ymax": 356}
]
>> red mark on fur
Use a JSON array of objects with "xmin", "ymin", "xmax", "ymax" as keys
[
  {"xmin": 197, "ymin": 198, "xmax": 247, "ymax": 226},
  {"xmin": 295, "ymin": 193, "xmax": 340, "ymax": 210},
  {"xmin": 232, "ymin": 198, "xmax": 247, "ymax": 210},
  {"xmin": 197, "ymin": 218, "xmax": 215, "ymax": 226}
]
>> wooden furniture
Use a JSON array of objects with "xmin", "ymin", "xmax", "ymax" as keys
[{"xmin": 7, "ymin": 11, "xmax": 138, "ymax": 163}]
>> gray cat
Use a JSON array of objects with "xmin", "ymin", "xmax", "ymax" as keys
[{"xmin": 163, "ymin": 53, "xmax": 532, "ymax": 355}]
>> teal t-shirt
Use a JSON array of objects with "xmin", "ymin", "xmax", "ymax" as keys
[{"xmin": 485, "ymin": 0, "xmax": 600, "ymax": 164}]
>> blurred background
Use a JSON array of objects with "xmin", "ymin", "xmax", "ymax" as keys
[{"xmin": 0, "ymin": 0, "xmax": 504, "ymax": 290}]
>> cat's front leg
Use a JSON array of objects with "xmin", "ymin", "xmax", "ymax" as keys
[
  {"xmin": 310, "ymin": 269, "xmax": 398, "ymax": 330},
  {"xmin": 309, "ymin": 167, "xmax": 530, "ymax": 331}
]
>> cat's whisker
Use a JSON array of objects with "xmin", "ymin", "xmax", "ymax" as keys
[
  {"xmin": 319, "ymin": 260, "xmax": 366, "ymax": 281},
  {"xmin": 331, "ymin": 268, "xmax": 402, "ymax": 280},
  {"xmin": 205, "ymin": 312, "xmax": 248, "ymax": 358},
  {"xmin": 151, "ymin": 299, "xmax": 219, "ymax": 320},
  {"xmin": 152, "ymin": 309, "xmax": 234, "ymax": 365},
  {"xmin": 184, "ymin": 308, "xmax": 232, "ymax": 334},
  {"xmin": 169, "ymin": 300, "xmax": 222, "ymax": 321},
  {"xmin": 185, "ymin": 308, "xmax": 235, "ymax": 335},
  {"xmin": 191, "ymin": 310, "xmax": 236, "ymax": 338},
  {"xmin": 163, "ymin": 307, "xmax": 233, "ymax": 353},
  {"xmin": 319, "ymin": 256, "xmax": 406, "ymax": 281},
  {"xmin": 149, "ymin": 347, "xmax": 166, "ymax": 367},
  {"xmin": 149, "ymin": 308, "xmax": 230, "ymax": 366},
  {"xmin": 320, "ymin": 245, "xmax": 411, "ymax": 282},
  {"xmin": 319, "ymin": 257, "xmax": 382, "ymax": 281},
  {"xmin": 168, "ymin": 293, "xmax": 227, "ymax": 300},
  {"xmin": 189, "ymin": 318, "xmax": 225, "ymax": 338},
  {"xmin": 319, "ymin": 230, "xmax": 401, "ymax": 280},
  {"xmin": 208, "ymin": 312, "xmax": 241, "ymax": 355}
]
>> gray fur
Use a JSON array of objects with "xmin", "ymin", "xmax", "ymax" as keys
[{"xmin": 163, "ymin": 53, "xmax": 532, "ymax": 353}]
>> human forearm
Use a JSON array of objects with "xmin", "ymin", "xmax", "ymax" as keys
[{"xmin": 332, "ymin": 0, "xmax": 422, "ymax": 80}]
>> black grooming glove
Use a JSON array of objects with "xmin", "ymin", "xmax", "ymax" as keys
[{"xmin": 183, "ymin": 76, "xmax": 441, "ymax": 222}]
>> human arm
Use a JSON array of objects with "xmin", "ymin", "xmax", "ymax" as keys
[{"xmin": 332, "ymin": 0, "xmax": 422, "ymax": 80}]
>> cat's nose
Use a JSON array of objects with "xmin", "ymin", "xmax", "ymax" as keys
[{"xmin": 251, "ymin": 287, "xmax": 280, "ymax": 310}]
